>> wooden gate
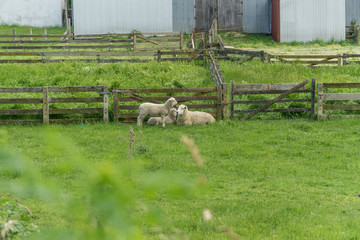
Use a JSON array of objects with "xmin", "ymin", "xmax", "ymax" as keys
[
  {"xmin": 112, "ymin": 87, "xmax": 224, "ymax": 123},
  {"xmin": 230, "ymin": 79, "xmax": 316, "ymax": 120},
  {"xmin": 318, "ymin": 82, "xmax": 360, "ymax": 120}
]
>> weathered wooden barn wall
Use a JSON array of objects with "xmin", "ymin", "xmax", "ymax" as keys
[
  {"xmin": 279, "ymin": 0, "xmax": 345, "ymax": 43},
  {"xmin": 218, "ymin": 0, "xmax": 243, "ymax": 30},
  {"xmin": 346, "ymin": 0, "xmax": 360, "ymax": 26},
  {"xmin": 243, "ymin": 0, "xmax": 271, "ymax": 33},
  {"xmin": 73, "ymin": 0, "xmax": 173, "ymax": 35},
  {"xmin": 173, "ymin": 0, "xmax": 195, "ymax": 33},
  {"xmin": 194, "ymin": 0, "xmax": 217, "ymax": 31}
]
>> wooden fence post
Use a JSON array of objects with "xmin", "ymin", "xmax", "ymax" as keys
[
  {"xmin": 109, "ymin": 34, "xmax": 112, "ymax": 51},
  {"xmin": 230, "ymin": 81, "xmax": 234, "ymax": 119},
  {"xmin": 317, "ymin": 82, "xmax": 324, "ymax": 120},
  {"xmin": 217, "ymin": 86, "xmax": 222, "ymax": 120},
  {"xmin": 354, "ymin": 25, "xmax": 360, "ymax": 44},
  {"xmin": 43, "ymin": 86, "xmax": 49, "ymax": 124},
  {"xmin": 103, "ymin": 86, "xmax": 109, "ymax": 123},
  {"xmin": 311, "ymin": 78, "xmax": 316, "ymax": 121},
  {"xmin": 113, "ymin": 88, "xmax": 119, "ymax": 122},
  {"xmin": 222, "ymin": 83, "xmax": 229, "ymax": 119},
  {"xmin": 157, "ymin": 50, "xmax": 161, "ymax": 62},
  {"xmin": 180, "ymin": 31, "xmax": 184, "ymax": 50},
  {"xmin": 338, "ymin": 54, "xmax": 343, "ymax": 66}
]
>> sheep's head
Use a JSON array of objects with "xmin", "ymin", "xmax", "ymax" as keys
[
  {"xmin": 176, "ymin": 105, "xmax": 188, "ymax": 116},
  {"xmin": 169, "ymin": 108, "xmax": 177, "ymax": 120},
  {"xmin": 167, "ymin": 97, "xmax": 177, "ymax": 108}
]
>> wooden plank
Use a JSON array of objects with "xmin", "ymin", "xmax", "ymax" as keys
[
  {"xmin": 0, "ymin": 109, "xmax": 42, "ymax": 115},
  {"xmin": 49, "ymin": 108, "xmax": 103, "ymax": 114},
  {"xmin": 235, "ymin": 108, "xmax": 311, "ymax": 114},
  {"xmin": 216, "ymin": 86, "xmax": 222, "ymax": 120},
  {"xmin": 0, "ymin": 45, "xmax": 131, "ymax": 50},
  {"xmin": 277, "ymin": 55, "xmax": 339, "ymax": 59},
  {"xmin": 233, "ymin": 99, "xmax": 311, "ymax": 104},
  {"xmin": 0, "ymin": 98, "xmax": 42, "ymax": 104},
  {"xmin": 0, "ymin": 34, "xmax": 66, "ymax": 38},
  {"xmin": 0, "ymin": 87, "xmax": 43, "ymax": 93},
  {"xmin": 322, "ymin": 83, "xmax": 360, "ymax": 89},
  {"xmin": 233, "ymin": 83, "xmax": 306, "ymax": 93},
  {"xmin": 233, "ymin": 89, "xmax": 311, "ymax": 95},
  {"xmin": 49, "ymin": 97, "xmax": 103, "ymax": 103},
  {"xmin": 0, "ymin": 52, "xmax": 40, "ymax": 56},
  {"xmin": 43, "ymin": 51, "xmax": 154, "ymax": 57},
  {"xmin": 43, "ymin": 87, "xmax": 49, "ymax": 124},
  {"xmin": 49, "ymin": 118, "xmax": 102, "ymax": 123},
  {"xmin": 48, "ymin": 86, "xmax": 104, "ymax": 92},
  {"xmin": 323, "ymin": 93, "xmax": 360, "ymax": 101},
  {"xmin": 0, "ymin": 60, "xmax": 43, "ymax": 64},
  {"xmin": 117, "ymin": 96, "xmax": 218, "ymax": 102},
  {"xmin": 0, "ymin": 119, "xmax": 42, "ymax": 125},
  {"xmin": 323, "ymin": 104, "xmax": 360, "ymax": 111},
  {"xmin": 241, "ymin": 80, "xmax": 310, "ymax": 121},
  {"xmin": 114, "ymin": 87, "xmax": 216, "ymax": 94}
]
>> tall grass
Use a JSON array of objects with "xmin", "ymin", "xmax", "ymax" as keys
[{"xmin": 1, "ymin": 120, "xmax": 360, "ymax": 239}]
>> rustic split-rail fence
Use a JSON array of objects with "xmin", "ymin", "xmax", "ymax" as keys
[{"xmin": 2, "ymin": 25, "xmax": 360, "ymax": 124}]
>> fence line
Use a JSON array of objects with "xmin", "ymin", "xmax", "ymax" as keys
[
  {"xmin": 231, "ymin": 79, "xmax": 316, "ymax": 121},
  {"xmin": 317, "ymin": 82, "xmax": 360, "ymax": 120},
  {"xmin": 112, "ymin": 87, "xmax": 226, "ymax": 123},
  {"xmin": 0, "ymin": 86, "xmax": 109, "ymax": 124}
]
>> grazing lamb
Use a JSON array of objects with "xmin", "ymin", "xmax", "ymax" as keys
[
  {"xmin": 137, "ymin": 97, "xmax": 177, "ymax": 127},
  {"xmin": 147, "ymin": 108, "xmax": 177, "ymax": 126},
  {"xmin": 176, "ymin": 104, "xmax": 215, "ymax": 126}
]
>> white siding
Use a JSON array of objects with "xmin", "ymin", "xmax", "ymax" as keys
[
  {"xmin": 280, "ymin": 0, "xmax": 345, "ymax": 43},
  {"xmin": 0, "ymin": 0, "xmax": 62, "ymax": 27},
  {"xmin": 346, "ymin": 0, "xmax": 360, "ymax": 26},
  {"xmin": 74, "ymin": 0, "xmax": 173, "ymax": 35}
]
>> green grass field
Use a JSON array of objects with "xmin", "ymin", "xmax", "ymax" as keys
[
  {"xmin": 2, "ymin": 120, "xmax": 360, "ymax": 239},
  {"xmin": 2, "ymin": 24, "xmax": 360, "ymax": 239}
]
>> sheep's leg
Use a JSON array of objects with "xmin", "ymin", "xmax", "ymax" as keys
[
  {"xmin": 161, "ymin": 115, "xmax": 166, "ymax": 128},
  {"xmin": 137, "ymin": 115, "xmax": 144, "ymax": 126}
]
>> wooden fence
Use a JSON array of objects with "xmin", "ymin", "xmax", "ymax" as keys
[
  {"xmin": 346, "ymin": 25, "xmax": 359, "ymax": 44},
  {"xmin": 230, "ymin": 79, "xmax": 316, "ymax": 121},
  {"xmin": 0, "ymin": 86, "xmax": 109, "ymax": 124},
  {"xmin": 0, "ymin": 28, "xmax": 184, "ymax": 52},
  {"xmin": 112, "ymin": 87, "xmax": 226, "ymax": 123},
  {"xmin": 317, "ymin": 83, "xmax": 360, "ymax": 120}
]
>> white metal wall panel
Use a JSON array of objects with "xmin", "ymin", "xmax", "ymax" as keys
[
  {"xmin": 0, "ymin": 0, "xmax": 62, "ymax": 27},
  {"xmin": 243, "ymin": 0, "xmax": 271, "ymax": 33},
  {"xmin": 346, "ymin": 0, "xmax": 360, "ymax": 26},
  {"xmin": 280, "ymin": 0, "xmax": 345, "ymax": 43},
  {"xmin": 74, "ymin": 0, "xmax": 173, "ymax": 35}
]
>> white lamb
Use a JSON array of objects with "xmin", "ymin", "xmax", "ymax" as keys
[
  {"xmin": 137, "ymin": 97, "xmax": 177, "ymax": 127},
  {"xmin": 176, "ymin": 104, "xmax": 215, "ymax": 126},
  {"xmin": 147, "ymin": 108, "xmax": 177, "ymax": 126}
]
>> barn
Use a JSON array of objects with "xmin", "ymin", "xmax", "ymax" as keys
[
  {"xmin": 0, "ymin": 0, "xmax": 62, "ymax": 27},
  {"xmin": 271, "ymin": 0, "xmax": 346, "ymax": 43},
  {"xmin": 346, "ymin": 0, "xmax": 360, "ymax": 26},
  {"xmin": 73, "ymin": 0, "xmax": 195, "ymax": 35}
]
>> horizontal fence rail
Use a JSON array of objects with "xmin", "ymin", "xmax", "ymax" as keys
[
  {"xmin": 0, "ymin": 86, "xmax": 109, "ymax": 124},
  {"xmin": 318, "ymin": 82, "xmax": 360, "ymax": 120},
  {"xmin": 112, "ymin": 87, "xmax": 225, "ymax": 123},
  {"xmin": 231, "ymin": 79, "xmax": 316, "ymax": 121}
]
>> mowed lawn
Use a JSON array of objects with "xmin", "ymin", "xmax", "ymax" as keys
[{"xmin": 2, "ymin": 119, "xmax": 360, "ymax": 239}]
